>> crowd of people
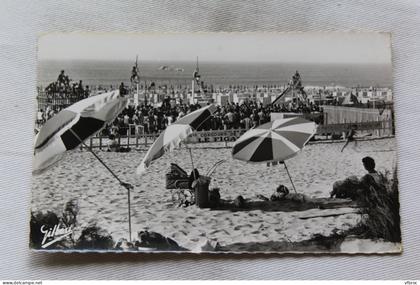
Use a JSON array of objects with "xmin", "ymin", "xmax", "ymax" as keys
[
  {"xmin": 38, "ymin": 70, "xmax": 324, "ymax": 134},
  {"xmin": 44, "ymin": 70, "xmax": 90, "ymax": 100},
  {"xmin": 101, "ymin": 98, "xmax": 322, "ymax": 137},
  {"xmin": 36, "ymin": 70, "xmax": 92, "ymax": 126},
  {"xmin": 36, "ymin": 106, "xmax": 57, "ymax": 126}
]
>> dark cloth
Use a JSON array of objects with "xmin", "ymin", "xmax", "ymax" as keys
[
  {"xmin": 331, "ymin": 176, "xmax": 361, "ymax": 200},
  {"xmin": 360, "ymin": 171, "xmax": 385, "ymax": 193},
  {"xmin": 331, "ymin": 171, "xmax": 385, "ymax": 201},
  {"xmin": 188, "ymin": 169, "xmax": 200, "ymax": 189},
  {"xmin": 119, "ymin": 83, "xmax": 128, "ymax": 96}
]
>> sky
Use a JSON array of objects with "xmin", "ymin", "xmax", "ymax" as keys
[{"xmin": 38, "ymin": 32, "xmax": 392, "ymax": 64}]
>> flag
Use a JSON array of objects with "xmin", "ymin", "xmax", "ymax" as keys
[{"xmin": 131, "ymin": 56, "xmax": 140, "ymax": 84}]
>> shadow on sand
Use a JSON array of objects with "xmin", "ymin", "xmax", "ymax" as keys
[
  {"xmin": 217, "ymin": 233, "xmax": 345, "ymax": 253},
  {"xmin": 210, "ymin": 197, "xmax": 357, "ymax": 213}
]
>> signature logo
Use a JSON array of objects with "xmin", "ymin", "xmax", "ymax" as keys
[{"xmin": 40, "ymin": 224, "xmax": 73, "ymax": 248}]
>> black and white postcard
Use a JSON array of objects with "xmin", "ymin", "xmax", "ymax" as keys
[{"xmin": 30, "ymin": 33, "xmax": 401, "ymax": 253}]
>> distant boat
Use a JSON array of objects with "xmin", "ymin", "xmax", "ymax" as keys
[
  {"xmin": 158, "ymin": 65, "xmax": 184, "ymax": 72},
  {"xmin": 158, "ymin": 65, "xmax": 170, "ymax": 71}
]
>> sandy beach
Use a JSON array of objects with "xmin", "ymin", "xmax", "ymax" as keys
[{"xmin": 31, "ymin": 137, "xmax": 398, "ymax": 252}]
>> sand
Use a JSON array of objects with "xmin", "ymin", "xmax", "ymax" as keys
[{"xmin": 31, "ymin": 137, "xmax": 399, "ymax": 252}]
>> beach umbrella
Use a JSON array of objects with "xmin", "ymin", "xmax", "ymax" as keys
[
  {"xmin": 33, "ymin": 90, "xmax": 127, "ymax": 173},
  {"xmin": 232, "ymin": 117, "xmax": 316, "ymax": 193},
  {"xmin": 33, "ymin": 90, "xmax": 136, "ymax": 241},
  {"xmin": 136, "ymin": 104, "xmax": 217, "ymax": 175}
]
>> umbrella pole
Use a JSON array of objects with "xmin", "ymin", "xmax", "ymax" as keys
[
  {"xmin": 127, "ymin": 184, "xmax": 132, "ymax": 243},
  {"xmin": 188, "ymin": 147, "xmax": 196, "ymax": 180},
  {"xmin": 283, "ymin": 161, "xmax": 297, "ymax": 194},
  {"xmin": 69, "ymin": 129, "xmax": 133, "ymax": 242}
]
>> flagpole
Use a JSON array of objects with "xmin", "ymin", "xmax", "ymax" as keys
[
  {"xmin": 192, "ymin": 79, "xmax": 194, "ymax": 101},
  {"xmin": 69, "ymin": 129, "xmax": 133, "ymax": 242},
  {"xmin": 136, "ymin": 82, "xmax": 139, "ymax": 107},
  {"xmin": 136, "ymin": 55, "xmax": 140, "ymax": 107}
]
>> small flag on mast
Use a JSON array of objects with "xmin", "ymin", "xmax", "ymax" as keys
[
  {"xmin": 131, "ymin": 55, "xmax": 140, "ymax": 84},
  {"xmin": 193, "ymin": 56, "xmax": 201, "ymax": 84}
]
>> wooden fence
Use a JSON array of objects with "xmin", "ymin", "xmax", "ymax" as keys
[
  {"xmin": 316, "ymin": 120, "xmax": 393, "ymax": 138},
  {"xmin": 80, "ymin": 119, "xmax": 394, "ymax": 150}
]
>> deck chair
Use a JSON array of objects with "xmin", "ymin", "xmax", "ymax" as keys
[
  {"xmin": 165, "ymin": 163, "xmax": 194, "ymax": 204},
  {"xmin": 165, "ymin": 161, "xmax": 225, "ymax": 206}
]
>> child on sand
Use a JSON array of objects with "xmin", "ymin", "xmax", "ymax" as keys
[{"xmin": 107, "ymin": 134, "xmax": 130, "ymax": 152}]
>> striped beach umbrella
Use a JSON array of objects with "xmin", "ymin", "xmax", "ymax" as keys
[
  {"xmin": 33, "ymin": 90, "xmax": 128, "ymax": 173},
  {"xmin": 232, "ymin": 117, "xmax": 316, "ymax": 162},
  {"xmin": 232, "ymin": 117, "xmax": 316, "ymax": 192},
  {"xmin": 136, "ymin": 104, "xmax": 216, "ymax": 175}
]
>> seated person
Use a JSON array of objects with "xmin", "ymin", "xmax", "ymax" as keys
[
  {"xmin": 119, "ymin": 82, "xmax": 128, "ymax": 96},
  {"xmin": 330, "ymin": 156, "xmax": 384, "ymax": 200},
  {"xmin": 107, "ymin": 134, "xmax": 119, "ymax": 152},
  {"xmin": 360, "ymin": 156, "xmax": 384, "ymax": 185},
  {"xmin": 359, "ymin": 156, "xmax": 385, "ymax": 192},
  {"xmin": 270, "ymin": 185, "xmax": 290, "ymax": 201},
  {"xmin": 107, "ymin": 134, "xmax": 130, "ymax": 152}
]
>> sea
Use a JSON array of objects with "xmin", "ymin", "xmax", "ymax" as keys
[{"xmin": 37, "ymin": 60, "xmax": 393, "ymax": 89}]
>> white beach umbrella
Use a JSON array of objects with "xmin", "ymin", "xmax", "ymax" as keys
[
  {"xmin": 136, "ymin": 104, "xmax": 217, "ymax": 175},
  {"xmin": 33, "ymin": 90, "xmax": 136, "ymax": 241},
  {"xmin": 33, "ymin": 90, "xmax": 127, "ymax": 173}
]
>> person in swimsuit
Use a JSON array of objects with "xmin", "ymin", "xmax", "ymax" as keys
[{"xmin": 341, "ymin": 124, "xmax": 357, "ymax": 152}]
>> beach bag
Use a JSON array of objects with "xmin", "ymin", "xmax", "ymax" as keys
[{"xmin": 194, "ymin": 176, "xmax": 211, "ymax": 208}]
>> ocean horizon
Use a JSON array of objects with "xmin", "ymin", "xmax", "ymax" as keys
[{"xmin": 37, "ymin": 59, "xmax": 393, "ymax": 89}]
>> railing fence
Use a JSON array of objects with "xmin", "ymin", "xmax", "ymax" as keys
[{"xmin": 80, "ymin": 119, "xmax": 394, "ymax": 151}]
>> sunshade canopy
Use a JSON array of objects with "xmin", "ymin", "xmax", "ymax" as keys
[
  {"xmin": 232, "ymin": 117, "xmax": 316, "ymax": 163},
  {"xmin": 136, "ymin": 104, "xmax": 216, "ymax": 175},
  {"xmin": 33, "ymin": 90, "xmax": 128, "ymax": 173}
]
